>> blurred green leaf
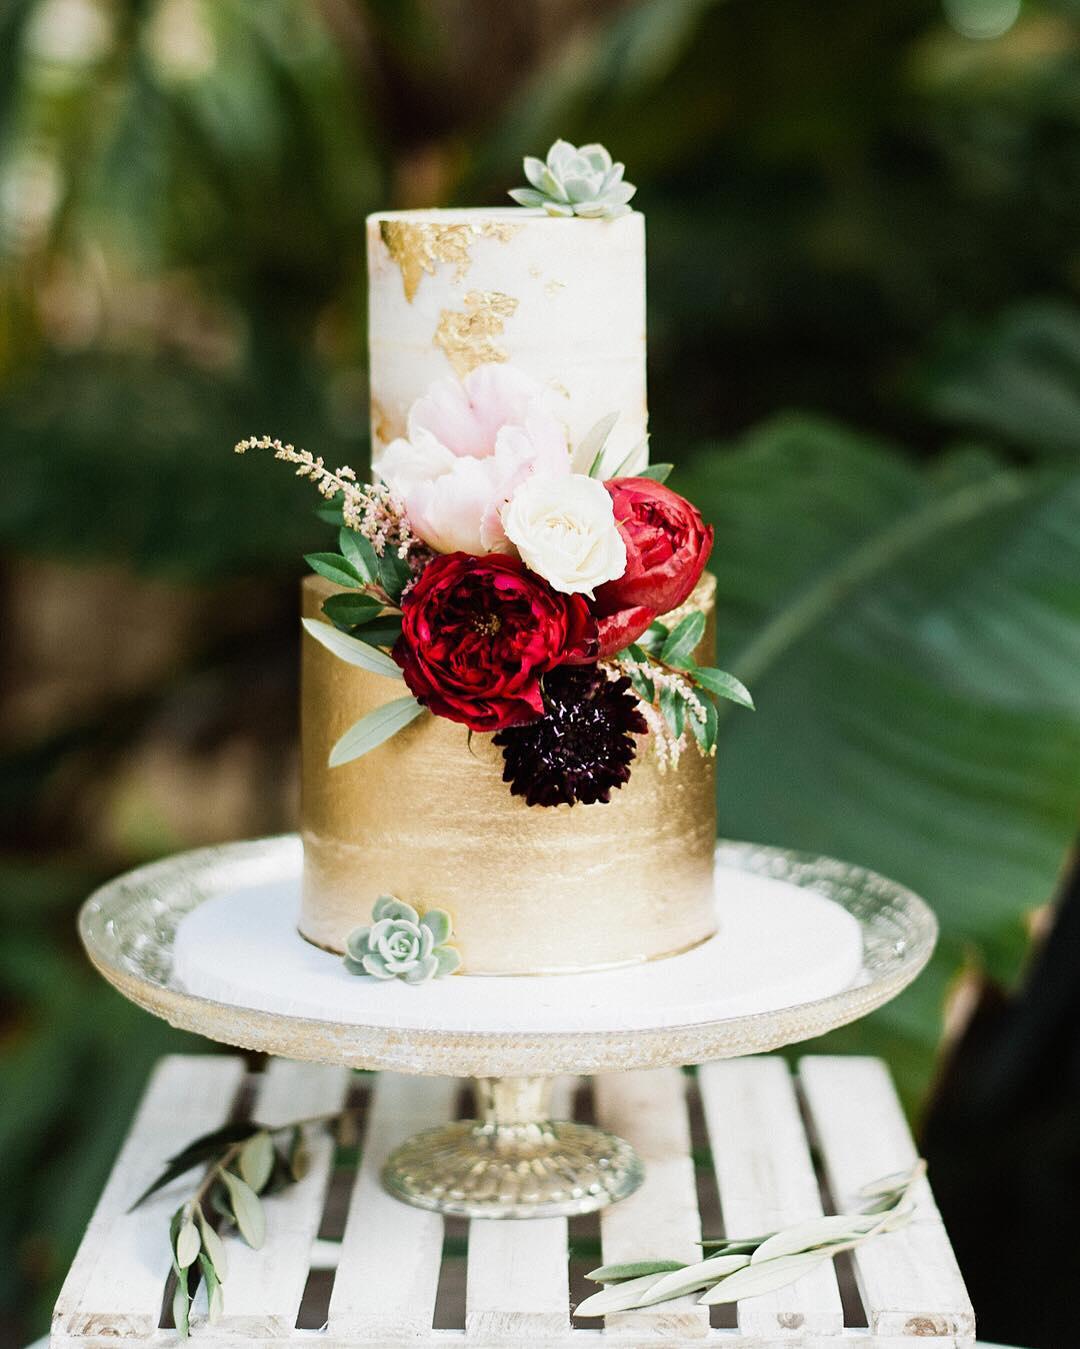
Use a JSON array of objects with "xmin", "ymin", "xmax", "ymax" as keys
[
  {"xmin": 919, "ymin": 302, "xmax": 1080, "ymax": 461},
  {"xmin": 681, "ymin": 416, "xmax": 1080, "ymax": 1098}
]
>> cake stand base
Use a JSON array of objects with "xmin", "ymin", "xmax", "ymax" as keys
[{"xmin": 382, "ymin": 1076, "xmax": 643, "ymax": 1218}]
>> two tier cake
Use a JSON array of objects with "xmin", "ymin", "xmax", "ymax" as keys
[{"xmin": 239, "ymin": 142, "xmax": 752, "ymax": 979}]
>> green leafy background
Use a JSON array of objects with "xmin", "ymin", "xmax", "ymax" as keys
[{"xmin": 2, "ymin": 0, "xmax": 1079, "ymax": 1341}]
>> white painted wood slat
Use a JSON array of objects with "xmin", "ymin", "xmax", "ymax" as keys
[
  {"xmin": 464, "ymin": 1078, "xmax": 576, "ymax": 1342},
  {"xmin": 206, "ymin": 1060, "xmax": 350, "ymax": 1336},
  {"xmin": 54, "ymin": 1055, "xmax": 246, "ymax": 1340},
  {"xmin": 325, "ymin": 1073, "xmax": 457, "ymax": 1341},
  {"xmin": 699, "ymin": 1057, "xmax": 845, "ymax": 1338},
  {"xmin": 799, "ymin": 1055, "xmax": 976, "ymax": 1342},
  {"xmin": 593, "ymin": 1067, "xmax": 709, "ymax": 1340}
]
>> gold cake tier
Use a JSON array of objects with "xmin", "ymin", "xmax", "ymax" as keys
[{"xmin": 299, "ymin": 573, "xmax": 717, "ymax": 975}]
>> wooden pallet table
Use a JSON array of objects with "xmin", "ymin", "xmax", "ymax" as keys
[{"xmin": 52, "ymin": 1054, "xmax": 975, "ymax": 1349}]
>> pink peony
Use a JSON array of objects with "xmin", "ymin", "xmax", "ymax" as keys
[{"xmin": 374, "ymin": 364, "xmax": 570, "ymax": 555}]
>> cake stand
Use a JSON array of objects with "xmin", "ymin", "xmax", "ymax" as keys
[{"xmin": 79, "ymin": 835, "xmax": 936, "ymax": 1220}]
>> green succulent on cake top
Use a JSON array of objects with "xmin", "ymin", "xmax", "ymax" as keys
[{"xmin": 509, "ymin": 140, "xmax": 636, "ymax": 219}]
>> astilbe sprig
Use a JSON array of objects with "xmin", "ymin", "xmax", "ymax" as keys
[{"xmin": 234, "ymin": 435, "xmax": 421, "ymax": 562}]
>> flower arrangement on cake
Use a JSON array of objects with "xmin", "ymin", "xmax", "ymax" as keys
[{"xmin": 236, "ymin": 357, "xmax": 751, "ymax": 806}]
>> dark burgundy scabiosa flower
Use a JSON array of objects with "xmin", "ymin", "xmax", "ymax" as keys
[{"xmin": 494, "ymin": 665, "xmax": 648, "ymax": 807}]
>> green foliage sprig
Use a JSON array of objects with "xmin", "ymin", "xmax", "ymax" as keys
[
  {"xmin": 132, "ymin": 1112, "xmax": 354, "ymax": 1335},
  {"xmin": 576, "ymin": 1161, "xmax": 924, "ymax": 1316},
  {"xmin": 615, "ymin": 612, "xmax": 753, "ymax": 758}
]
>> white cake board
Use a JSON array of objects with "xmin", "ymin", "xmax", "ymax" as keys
[
  {"xmin": 172, "ymin": 868, "xmax": 864, "ymax": 1036},
  {"xmin": 79, "ymin": 835, "xmax": 936, "ymax": 1078}
]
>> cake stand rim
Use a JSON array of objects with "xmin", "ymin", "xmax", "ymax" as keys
[{"xmin": 78, "ymin": 833, "xmax": 938, "ymax": 1078}]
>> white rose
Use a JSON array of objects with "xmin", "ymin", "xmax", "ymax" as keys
[{"xmin": 502, "ymin": 474, "xmax": 626, "ymax": 597}]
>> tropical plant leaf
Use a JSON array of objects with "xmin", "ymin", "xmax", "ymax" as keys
[
  {"xmin": 301, "ymin": 619, "xmax": 403, "ymax": 678},
  {"xmin": 328, "ymin": 696, "xmax": 426, "ymax": 767},
  {"xmin": 678, "ymin": 415, "xmax": 1080, "ymax": 1103},
  {"xmin": 918, "ymin": 301, "xmax": 1080, "ymax": 461}
]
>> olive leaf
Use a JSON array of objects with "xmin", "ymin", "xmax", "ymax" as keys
[
  {"xmin": 637, "ymin": 1252, "xmax": 750, "ymax": 1306},
  {"xmin": 128, "ymin": 1122, "xmax": 258, "ymax": 1211},
  {"xmin": 238, "ymin": 1131, "xmax": 274, "ymax": 1193},
  {"xmin": 289, "ymin": 1128, "xmax": 312, "ymax": 1182},
  {"xmin": 575, "ymin": 1161, "xmax": 923, "ymax": 1317},
  {"xmin": 199, "ymin": 1253, "xmax": 224, "ymax": 1325},
  {"xmin": 576, "ymin": 411, "xmax": 619, "ymax": 477},
  {"xmin": 172, "ymin": 1268, "xmax": 191, "ymax": 1337},
  {"xmin": 698, "ymin": 1251, "xmax": 829, "ymax": 1305},
  {"xmin": 301, "ymin": 618, "xmax": 403, "ymax": 679},
  {"xmin": 175, "ymin": 1216, "xmax": 201, "ymax": 1269},
  {"xmin": 195, "ymin": 1206, "xmax": 228, "ymax": 1280},
  {"xmin": 219, "ymin": 1170, "xmax": 266, "ymax": 1249},
  {"xmin": 585, "ymin": 1258, "xmax": 685, "ymax": 1283},
  {"xmin": 328, "ymin": 695, "xmax": 426, "ymax": 767},
  {"xmin": 575, "ymin": 1270, "xmax": 676, "ymax": 1317},
  {"xmin": 609, "ymin": 435, "xmax": 650, "ymax": 478}
]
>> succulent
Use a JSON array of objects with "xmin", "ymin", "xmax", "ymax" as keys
[
  {"xmin": 344, "ymin": 896, "xmax": 461, "ymax": 984},
  {"xmin": 508, "ymin": 140, "xmax": 636, "ymax": 220}
]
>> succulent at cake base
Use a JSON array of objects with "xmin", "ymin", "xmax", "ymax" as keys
[
  {"xmin": 344, "ymin": 896, "xmax": 460, "ymax": 984},
  {"xmin": 509, "ymin": 140, "xmax": 636, "ymax": 220}
]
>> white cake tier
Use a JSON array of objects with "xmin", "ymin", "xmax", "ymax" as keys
[{"xmin": 367, "ymin": 207, "xmax": 647, "ymax": 466}]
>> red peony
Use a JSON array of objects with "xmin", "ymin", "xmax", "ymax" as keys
[
  {"xmin": 394, "ymin": 553, "xmax": 597, "ymax": 732},
  {"xmin": 592, "ymin": 477, "xmax": 713, "ymax": 657}
]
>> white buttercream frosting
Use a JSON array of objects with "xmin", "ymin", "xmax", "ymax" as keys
[{"xmin": 366, "ymin": 207, "xmax": 647, "ymax": 472}]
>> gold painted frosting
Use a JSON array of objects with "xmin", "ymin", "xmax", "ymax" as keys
[
  {"xmin": 299, "ymin": 573, "xmax": 718, "ymax": 975},
  {"xmin": 379, "ymin": 219, "xmax": 521, "ymax": 303},
  {"xmin": 434, "ymin": 290, "xmax": 519, "ymax": 377}
]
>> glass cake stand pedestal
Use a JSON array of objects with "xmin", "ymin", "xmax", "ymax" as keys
[{"xmin": 78, "ymin": 836, "xmax": 936, "ymax": 1220}]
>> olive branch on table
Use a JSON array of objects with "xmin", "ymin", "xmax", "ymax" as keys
[
  {"xmin": 131, "ymin": 1105, "xmax": 924, "ymax": 1332},
  {"xmin": 130, "ymin": 1110, "xmax": 357, "ymax": 1335}
]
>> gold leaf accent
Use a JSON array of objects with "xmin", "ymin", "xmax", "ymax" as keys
[
  {"xmin": 434, "ymin": 290, "xmax": 519, "ymax": 377},
  {"xmin": 379, "ymin": 220, "xmax": 520, "ymax": 303},
  {"xmin": 369, "ymin": 397, "xmax": 403, "ymax": 449}
]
